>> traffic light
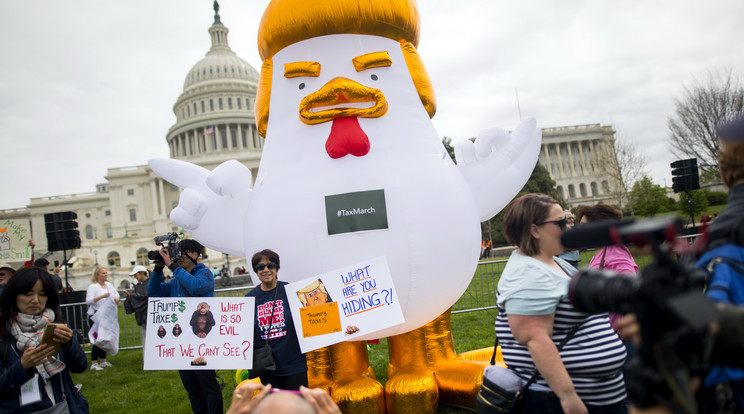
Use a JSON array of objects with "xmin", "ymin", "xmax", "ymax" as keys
[
  {"xmin": 670, "ymin": 158, "xmax": 700, "ymax": 193},
  {"xmin": 44, "ymin": 211, "xmax": 81, "ymax": 251}
]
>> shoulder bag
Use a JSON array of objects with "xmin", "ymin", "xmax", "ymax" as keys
[
  {"xmin": 476, "ymin": 322, "xmax": 583, "ymax": 413},
  {"xmin": 248, "ymin": 287, "xmax": 278, "ymax": 379}
]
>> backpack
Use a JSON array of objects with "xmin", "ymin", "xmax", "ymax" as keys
[{"xmin": 699, "ymin": 219, "xmax": 744, "ymax": 304}]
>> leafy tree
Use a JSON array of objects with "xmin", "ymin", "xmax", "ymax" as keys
[
  {"xmin": 442, "ymin": 136, "xmax": 456, "ymax": 162},
  {"xmin": 701, "ymin": 189, "xmax": 729, "ymax": 206},
  {"xmin": 677, "ymin": 190, "xmax": 709, "ymax": 223},
  {"xmin": 668, "ymin": 69, "xmax": 744, "ymax": 174},
  {"xmin": 629, "ymin": 176, "xmax": 669, "ymax": 217}
]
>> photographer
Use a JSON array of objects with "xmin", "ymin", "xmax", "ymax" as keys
[
  {"xmin": 227, "ymin": 382, "xmax": 340, "ymax": 414},
  {"xmin": 696, "ymin": 114, "xmax": 744, "ymax": 412},
  {"xmin": 587, "ymin": 115, "xmax": 744, "ymax": 414},
  {"xmin": 147, "ymin": 239, "xmax": 222, "ymax": 414},
  {"xmin": 122, "ymin": 265, "xmax": 149, "ymax": 348}
]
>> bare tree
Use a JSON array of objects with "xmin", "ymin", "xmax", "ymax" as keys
[
  {"xmin": 599, "ymin": 135, "xmax": 647, "ymax": 216},
  {"xmin": 668, "ymin": 69, "xmax": 744, "ymax": 173}
]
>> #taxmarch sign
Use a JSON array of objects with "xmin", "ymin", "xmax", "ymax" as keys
[
  {"xmin": 285, "ymin": 256, "xmax": 404, "ymax": 353},
  {"xmin": 144, "ymin": 297, "xmax": 254, "ymax": 370}
]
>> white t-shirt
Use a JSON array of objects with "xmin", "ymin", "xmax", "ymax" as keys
[{"xmin": 86, "ymin": 281, "xmax": 119, "ymax": 316}]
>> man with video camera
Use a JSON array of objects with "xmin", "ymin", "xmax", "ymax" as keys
[
  {"xmin": 148, "ymin": 238, "xmax": 223, "ymax": 414},
  {"xmin": 695, "ymin": 114, "xmax": 744, "ymax": 413},
  {"xmin": 606, "ymin": 115, "xmax": 744, "ymax": 414}
]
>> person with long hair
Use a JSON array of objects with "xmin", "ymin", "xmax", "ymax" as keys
[
  {"xmin": 245, "ymin": 249, "xmax": 308, "ymax": 390},
  {"xmin": 574, "ymin": 203, "xmax": 638, "ymax": 332},
  {"xmin": 496, "ymin": 194, "xmax": 627, "ymax": 413},
  {"xmin": 0, "ymin": 267, "xmax": 89, "ymax": 413},
  {"xmin": 85, "ymin": 266, "xmax": 119, "ymax": 371}
]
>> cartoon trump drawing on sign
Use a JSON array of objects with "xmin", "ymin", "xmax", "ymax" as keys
[{"xmin": 297, "ymin": 279, "xmax": 333, "ymax": 308}]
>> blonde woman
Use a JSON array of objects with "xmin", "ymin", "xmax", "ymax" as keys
[{"xmin": 85, "ymin": 267, "xmax": 119, "ymax": 371}]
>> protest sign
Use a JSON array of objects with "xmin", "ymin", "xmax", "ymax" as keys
[
  {"xmin": 285, "ymin": 256, "xmax": 404, "ymax": 353},
  {"xmin": 144, "ymin": 297, "xmax": 254, "ymax": 370},
  {"xmin": 0, "ymin": 218, "xmax": 32, "ymax": 261}
]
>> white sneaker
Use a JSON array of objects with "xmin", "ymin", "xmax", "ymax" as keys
[
  {"xmin": 99, "ymin": 361, "xmax": 113, "ymax": 368},
  {"xmin": 90, "ymin": 363, "xmax": 103, "ymax": 371}
]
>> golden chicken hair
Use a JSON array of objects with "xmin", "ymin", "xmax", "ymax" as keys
[
  {"xmin": 257, "ymin": 0, "xmax": 420, "ymax": 60},
  {"xmin": 254, "ymin": 1, "xmax": 436, "ymax": 137}
]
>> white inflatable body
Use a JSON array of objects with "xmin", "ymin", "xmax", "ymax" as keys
[{"xmin": 150, "ymin": 34, "xmax": 541, "ymax": 340}]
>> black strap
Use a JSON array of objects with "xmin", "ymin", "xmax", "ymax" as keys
[
  {"xmin": 490, "ymin": 320, "xmax": 585, "ymax": 392},
  {"xmin": 0, "ymin": 338, "xmax": 9, "ymax": 368},
  {"xmin": 264, "ymin": 287, "xmax": 279, "ymax": 347},
  {"xmin": 599, "ymin": 248, "xmax": 608, "ymax": 270}
]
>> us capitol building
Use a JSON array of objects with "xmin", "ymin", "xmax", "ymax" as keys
[{"xmin": 0, "ymin": 7, "xmax": 621, "ymax": 291}]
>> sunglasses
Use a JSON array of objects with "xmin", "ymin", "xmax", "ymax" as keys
[
  {"xmin": 254, "ymin": 263, "xmax": 278, "ymax": 271},
  {"xmin": 538, "ymin": 216, "xmax": 569, "ymax": 231}
]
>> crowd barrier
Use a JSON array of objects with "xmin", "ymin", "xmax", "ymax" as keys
[{"xmin": 62, "ymin": 246, "xmax": 663, "ymax": 352}]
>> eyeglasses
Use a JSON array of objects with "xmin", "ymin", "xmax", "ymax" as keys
[
  {"xmin": 538, "ymin": 216, "xmax": 569, "ymax": 231},
  {"xmin": 254, "ymin": 263, "xmax": 278, "ymax": 271}
]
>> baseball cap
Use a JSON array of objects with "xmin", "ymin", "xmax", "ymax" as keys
[
  {"xmin": 129, "ymin": 265, "xmax": 148, "ymax": 276},
  {"xmin": 717, "ymin": 115, "xmax": 744, "ymax": 142},
  {"xmin": 0, "ymin": 263, "xmax": 15, "ymax": 273}
]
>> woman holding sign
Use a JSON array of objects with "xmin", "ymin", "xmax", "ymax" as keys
[
  {"xmin": 0, "ymin": 267, "xmax": 89, "ymax": 413},
  {"xmin": 245, "ymin": 249, "xmax": 308, "ymax": 390}
]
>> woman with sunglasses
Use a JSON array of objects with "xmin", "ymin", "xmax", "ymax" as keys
[
  {"xmin": 245, "ymin": 249, "xmax": 308, "ymax": 390},
  {"xmin": 495, "ymin": 194, "xmax": 627, "ymax": 414}
]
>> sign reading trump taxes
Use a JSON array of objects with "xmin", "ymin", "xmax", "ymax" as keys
[{"xmin": 144, "ymin": 297, "xmax": 254, "ymax": 370}]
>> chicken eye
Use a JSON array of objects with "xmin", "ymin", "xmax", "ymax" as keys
[
  {"xmin": 370, "ymin": 74, "xmax": 378, "ymax": 81},
  {"xmin": 299, "ymin": 83, "xmax": 305, "ymax": 90}
]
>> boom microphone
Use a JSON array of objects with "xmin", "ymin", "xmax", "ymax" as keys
[
  {"xmin": 561, "ymin": 217, "xmax": 681, "ymax": 250},
  {"xmin": 560, "ymin": 219, "xmax": 635, "ymax": 249}
]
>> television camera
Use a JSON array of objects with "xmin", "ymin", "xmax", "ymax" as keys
[
  {"xmin": 562, "ymin": 218, "xmax": 725, "ymax": 412},
  {"xmin": 147, "ymin": 232, "xmax": 183, "ymax": 263}
]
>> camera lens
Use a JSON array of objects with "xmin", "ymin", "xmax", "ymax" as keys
[{"xmin": 569, "ymin": 269, "xmax": 638, "ymax": 314}]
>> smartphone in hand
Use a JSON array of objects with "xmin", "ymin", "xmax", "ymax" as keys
[{"xmin": 41, "ymin": 323, "xmax": 65, "ymax": 354}]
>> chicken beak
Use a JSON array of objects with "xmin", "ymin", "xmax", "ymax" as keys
[{"xmin": 299, "ymin": 77, "xmax": 388, "ymax": 125}]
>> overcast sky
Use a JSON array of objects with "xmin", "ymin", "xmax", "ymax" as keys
[{"xmin": 2, "ymin": 0, "xmax": 743, "ymax": 210}]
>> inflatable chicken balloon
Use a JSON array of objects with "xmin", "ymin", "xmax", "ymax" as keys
[{"xmin": 150, "ymin": 0, "xmax": 540, "ymax": 412}]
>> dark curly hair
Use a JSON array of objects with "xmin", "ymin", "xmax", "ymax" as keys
[
  {"xmin": 251, "ymin": 249, "xmax": 281, "ymax": 272},
  {"xmin": 574, "ymin": 203, "xmax": 623, "ymax": 224},
  {"xmin": 179, "ymin": 239, "xmax": 204, "ymax": 257}
]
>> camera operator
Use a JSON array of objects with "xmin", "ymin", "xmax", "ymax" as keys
[
  {"xmin": 695, "ymin": 114, "xmax": 744, "ymax": 413},
  {"xmin": 147, "ymin": 239, "xmax": 222, "ymax": 414},
  {"xmin": 607, "ymin": 115, "xmax": 744, "ymax": 414}
]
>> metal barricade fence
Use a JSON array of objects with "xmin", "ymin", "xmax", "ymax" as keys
[
  {"xmin": 61, "ymin": 285, "xmax": 255, "ymax": 353},
  {"xmin": 66, "ymin": 245, "xmax": 665, "ymax": 352}
]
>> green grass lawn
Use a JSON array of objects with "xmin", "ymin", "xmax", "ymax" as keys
[{"xmin": 71, "ymin": 310, "xmax": 496, "ymax": 413}]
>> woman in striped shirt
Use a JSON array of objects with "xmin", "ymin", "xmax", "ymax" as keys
[{"xmin": 495, "ymin": 194, "xmax": 627, "ymax": 414}]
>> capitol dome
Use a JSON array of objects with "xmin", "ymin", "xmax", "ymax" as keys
[
  {"xmin": 183, "ymin": 28, "xmax": 259, "ymax": 90},
  {"xmin": 165, "ymin": 3, "xmax": 262, "ymax": 175}
]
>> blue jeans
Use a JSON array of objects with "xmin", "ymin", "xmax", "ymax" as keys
[{"xmin": 524, "ymin": 389, "xmax": 627, "ymax": 414}]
